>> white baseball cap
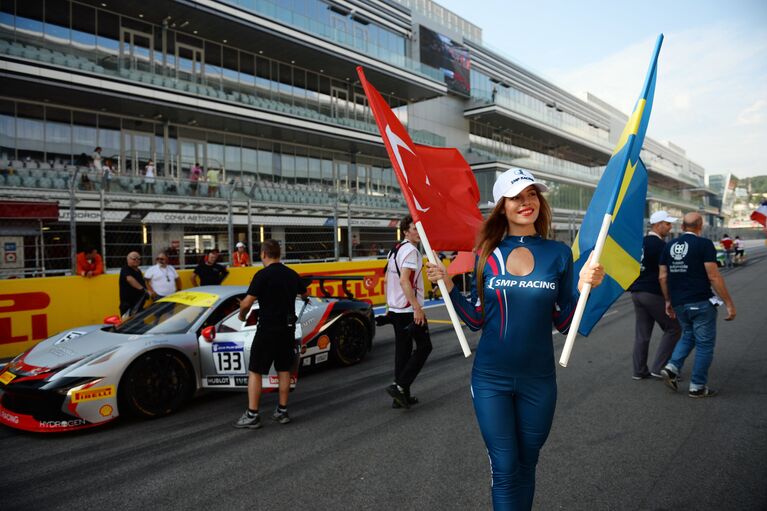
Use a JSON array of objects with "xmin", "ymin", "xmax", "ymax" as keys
[
  {"xmin": 649, "ymin": 210, "xmax": 677, "ymax": 225},
  {"xmin": 492, "ymin": 167, "xmax": 549, "ymax": 205},
  {"xmin": 235, "ymin": 242, "xmax": 245, "ymax": 248}
]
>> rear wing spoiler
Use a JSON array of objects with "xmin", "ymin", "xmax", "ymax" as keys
[{"xmin": 301, "ymin": 275, "xmax": 365, "ymax": 299}]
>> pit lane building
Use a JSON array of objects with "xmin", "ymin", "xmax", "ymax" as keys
[{"xmin": 0, "ymin": 0, "xmax": 720, "ymax": 275}]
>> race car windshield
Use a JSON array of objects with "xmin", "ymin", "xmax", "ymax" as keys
[{"xmin": 114, "ymin": 301, "xmax": 208, "ymax": 335}]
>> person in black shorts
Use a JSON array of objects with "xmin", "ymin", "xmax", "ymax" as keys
[
  {"xmin": 234, "ymin": 239, "xmax": 307, "ymax": 429},
  {"xmin": 192, "ymin": 248, "xmax": 229, "ymax": 286}
]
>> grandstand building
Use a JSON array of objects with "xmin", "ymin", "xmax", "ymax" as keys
[{"xmin": 0, "ymin": 0, "xmax": 719, "ymax": 276}]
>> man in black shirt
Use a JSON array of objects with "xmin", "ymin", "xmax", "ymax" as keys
[
  {"xmin": 119, "ymin": 251, "xmax": 147, "ymax": 317},
  {"xmin": 234, "ymin": 239, "xmax": 307, "ymax": 429},
  {"xmin": 628, "ymin": 211, "xmax": 681, "ymax": 379},
  {"xmin": 192, "ymin": 249, "xmax": 229, "ymax": 286}
]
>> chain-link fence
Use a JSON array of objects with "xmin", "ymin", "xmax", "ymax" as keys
[{"xmin": 0, "ymin": 204, "xmax": 405, "ymax": 278}]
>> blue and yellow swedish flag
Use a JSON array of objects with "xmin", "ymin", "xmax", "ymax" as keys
[{"xmin": 572, "ymin": 35, "xmax": 663, "ymax": 336}]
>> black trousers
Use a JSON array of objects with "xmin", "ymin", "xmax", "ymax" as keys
[{"xmin": 391, "ymin": 312, "xmax": 432, "ymax": 390}]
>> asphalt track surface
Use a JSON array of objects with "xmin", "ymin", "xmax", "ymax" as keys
[{"xmin": 2, "ymin": 246, "xmax": 766, "ymax": 511}]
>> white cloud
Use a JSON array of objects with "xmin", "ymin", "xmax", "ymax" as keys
[
  {"xmin": 737, "ymin": 99, "xmax": 767, "ymax": 125},
  {"xmin": 550, "ymin": 25, "xmax": 767, "ymax": 178}
]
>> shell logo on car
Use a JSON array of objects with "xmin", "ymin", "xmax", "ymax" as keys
[
  {"xmin": 70, "ymin": 385, "xmax": 115, "ymax": 403},
  {"xmin": 99, "ymin": 405, "xmax": 113, "ymax": 417},
  {"xmin": 0, "ymin": 371, "xmax": 16, "ymax": 385},
  {"xmin": 317, "ymin": 334, "xmax": 331, "ymax": 350}
]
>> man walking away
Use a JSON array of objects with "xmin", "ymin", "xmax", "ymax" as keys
[
  {"xmin": 628, "ymin": 211, "xmax": 681, "ymax": 379},
  {"xmin": 234, "ymin": 240, "xmax": 307, "ymax": 429},
  {"xmin": 659, "ymin": 213, "xmax": 736, "ymax": 398},
  {"xmin": 385, "ymin": 215, "xmax": 432, "ymax": 409},
  {"xmin": 720, "ymin": 233, "xmax": 733, "ymax": 267}
]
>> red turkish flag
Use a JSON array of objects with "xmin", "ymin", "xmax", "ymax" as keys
[{"xmin": 357, "ymin": 67, "xmax": 483, "ymax": 251}]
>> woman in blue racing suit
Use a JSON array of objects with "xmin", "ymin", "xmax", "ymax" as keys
[{"xmin": 427, "ymin": 168, "xmax": 604, "ymax": 511}]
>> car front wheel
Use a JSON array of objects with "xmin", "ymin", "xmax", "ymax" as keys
[
  {"xmin": 331, "ymin": 315, "xmax": 370, "ymax": 366},
  {"xmin": 118, "ymin": 350, "xmax": 194, "ymax": 418}
]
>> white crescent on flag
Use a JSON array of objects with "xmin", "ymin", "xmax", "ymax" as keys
[{"xmin": 385, "ymin": 124, "xmax": 430, "ymax": 213}]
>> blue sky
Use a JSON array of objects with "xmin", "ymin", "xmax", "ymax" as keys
[{"xmin": 436, "ymin": 0, "xmax": 767, "ymax": 178}]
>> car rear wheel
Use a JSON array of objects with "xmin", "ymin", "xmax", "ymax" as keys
[
  {"xmin": 119, "ymin": 350, "xmax": 194, "ymax": 418},
  {"xmin": 330, "ymin": 315, "xmax": 370, "ymax": 366}
]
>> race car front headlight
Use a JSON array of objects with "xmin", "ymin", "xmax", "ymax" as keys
[{"xmin": 44, "ymin": 377, "xmax": 104, "ymax": 396}]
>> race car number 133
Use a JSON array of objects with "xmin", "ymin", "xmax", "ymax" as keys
[{"xmin": 215, "ymin": 351, "xmax": 243, "ymax": 373}]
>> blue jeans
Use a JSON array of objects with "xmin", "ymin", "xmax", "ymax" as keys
[
  {"xmin": 471, "ymin": 371, "xmax": 557, "ymax": 511},
  {"xmin": 667, "ymin": 300, "xmax": 717, "ymax": 390}
]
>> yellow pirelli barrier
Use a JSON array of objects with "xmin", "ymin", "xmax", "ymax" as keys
[{"xmin": 0, "ymin": 259, "xmax": 436, "ymax": 359}]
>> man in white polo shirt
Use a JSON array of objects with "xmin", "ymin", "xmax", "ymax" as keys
[
  {"xmin": 145, "ymin": 251, "xmax": 181, "ymax": 299},
  {"xmin": 384, "ymin": 214, "xmax": 432, "ymax": 409}
]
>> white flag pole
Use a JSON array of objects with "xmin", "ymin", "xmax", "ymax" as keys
[
  {"xmin": 414, "ymin": 221, "xmax": 472, "ymax": 358},
  {"xmin": 559, "ymin": 213, "xmax": 612, "ymax": 367}
]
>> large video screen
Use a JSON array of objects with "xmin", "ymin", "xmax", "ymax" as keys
[{"xmin": 419, "ymin": 25, "xmax": 471, "ymax": 97}]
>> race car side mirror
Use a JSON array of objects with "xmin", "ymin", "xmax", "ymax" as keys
[
  {"xmin": 104, "ymin": 315, "xmax": 121, "ymax": 326},
  {"xmin": 201, "ymin": 325, "xmax": 216, "ymax": 342}
]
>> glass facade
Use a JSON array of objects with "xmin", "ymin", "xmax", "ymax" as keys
[
  {"xmin": 0, "ymin": 97, "xmax": 403, "ymax": 207},
  {"xmin": 219, "ymin": 0, "xmax": 443, "ymax": 81},
  {"xmin": 0, "ymin": 0, "xmax": 444, "ymax": 147},
  {"xmin": 473, "ymin": 168, "xmax": 595, "ymax": 211},
  {"xmin": 470, "ymin": 69, "xmax": 610, "ymax": 147},
  {"xmin": 468, "ymin": 132, "xmax": 604, "ymax": 185}
]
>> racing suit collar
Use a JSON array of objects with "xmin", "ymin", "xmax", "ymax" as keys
[{"xmin": 503, "ymin": 234, "xmax": 542, "ymax": 245}]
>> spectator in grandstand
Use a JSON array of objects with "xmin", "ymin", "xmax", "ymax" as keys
[
  {"xmin": 102, "ymin": 159, "xmax": 114, "ymax": 192},
  {"xmin": 233, "ymin": 242, "xmax": 250, "ymax": 267},
  {"xmin": 190, "ymin": 162, "xmax": 202, "ymax": 196},
  {"xmin": 192, "ymin": 248, "xmax": 229, "ymax": 286},
  {"xmin": 91, "ymin": 146, "xmax": 102, "ymax": 172},
  {"xmin": 144, "ymin": 159, "xmax": 156, "ymax": 194},
  {"xmin": 76, "ymin": 247, "xmax": 104, "ymax": 278},
  {"xmin": 207, "ymin": 167, "xmax": 219, "ymax": 197},
  {"xmin": 119, "ymin": 251, "xmax": 148, "ymax": 317},
  {"xmin": 144, "ymin": 251, "xmax": 181, "ymax": 300}
]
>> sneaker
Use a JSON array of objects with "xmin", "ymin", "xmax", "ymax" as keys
[
  {"xmin": 689, "ymin": 387, "xmax": 718, "ymax": 398},
  {"xmin": 392, "ymin": 396, "xmax": 419, "ymax": 409},
  {"xmin": 234, "ymin": 411, "xmax": 262, "ymax": 429},
  {"xmin": 632, "ymin": 373, "xmax": 650, "ymax": 380},
  {"xmin": 650, "ymin": 372, "xmax": 663, "ymax": 379},
  {"xmin": 272, "ymin": 409, "xmax": 291, "ymax": 424},
  {"xmin": 660, "ymin": 367, "xmax": 678, "ymax": 391},
  {"xmin": 386, "ymin": 384, "xmax": 410, "ymax": 409}
]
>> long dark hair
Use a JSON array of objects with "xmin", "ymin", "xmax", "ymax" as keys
[{"xmin": 475, "ymin": 192, "xmax": 552, "ymax": 313}]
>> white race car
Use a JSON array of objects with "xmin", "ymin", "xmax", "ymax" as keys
[{"xmin": 0, "ymin": 279, "xmax": 375, "ymax": 433}]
